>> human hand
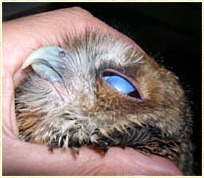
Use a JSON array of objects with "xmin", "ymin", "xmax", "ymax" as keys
[{"xmin": 2, "ymin": 7, "xmax": 183, "ymax": 176}]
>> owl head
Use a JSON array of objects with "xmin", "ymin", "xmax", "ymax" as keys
[{"xmin": 15, "ymin": 31, "xmax": 193, "ymax": 175}]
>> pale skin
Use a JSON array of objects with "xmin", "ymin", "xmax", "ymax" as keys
[{"xmin": 2, "ymin": 7, "xmax": 183, "ymax": 176}]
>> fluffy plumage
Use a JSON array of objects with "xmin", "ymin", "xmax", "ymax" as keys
[{"xmin": 15, "ymin": 32, "xmax": 193, "ymax": 175}]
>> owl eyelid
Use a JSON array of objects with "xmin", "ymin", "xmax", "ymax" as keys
[{"xmin": 102, "ymin": 69, "xmax": 143, "ymax": 101}]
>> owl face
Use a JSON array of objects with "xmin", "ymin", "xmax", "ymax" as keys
[{"xmin": 15, "ymin": 31, "xmax": 193, "ymax": 174}]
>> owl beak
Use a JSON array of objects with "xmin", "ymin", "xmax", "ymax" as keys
[{"xmin": 22, "ymin": 46, "xmax": 67, "ymax": 83}]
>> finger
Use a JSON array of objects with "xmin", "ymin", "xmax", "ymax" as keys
[
  {"xmin": 2, "ymin": 69, "xmax": 19, "ymax": 138},
  {"xmin": 3, "ymin": 139, "xmax": 183, "ymax": 176}
]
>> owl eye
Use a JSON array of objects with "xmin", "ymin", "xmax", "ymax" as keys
[{"xmin": 102, "ymin": 69, "xmax": 142, "ymax": 100}]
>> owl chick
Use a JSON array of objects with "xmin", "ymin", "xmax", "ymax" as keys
[{"xmin": 15, "ymin": 32, "xmax": 193, "ymax": 175}]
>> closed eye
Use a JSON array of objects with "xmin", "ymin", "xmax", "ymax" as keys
[{"xmin": 102, "ymin": 69, "xmax": 143, "ymax": 100}]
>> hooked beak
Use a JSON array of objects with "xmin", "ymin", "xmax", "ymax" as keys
[{"xmin": 22, "ymin": 46, "xmax": 67, "ymax": 83}]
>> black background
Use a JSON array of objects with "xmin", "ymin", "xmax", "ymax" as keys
[{"xmin": 3, "ymin": 2, "xmax": 202, "ymax": 175}]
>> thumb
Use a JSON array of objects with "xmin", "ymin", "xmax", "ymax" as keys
[{"xmin": 2, "ymin": 69, "xmax": 19, "ymax": 138}]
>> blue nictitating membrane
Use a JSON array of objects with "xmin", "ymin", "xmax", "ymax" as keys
[{"xmin": 103, "ymin": 75, "xmax": 135, "ymax": 94}]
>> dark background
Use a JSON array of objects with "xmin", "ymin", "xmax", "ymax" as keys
[{"xmin": 3, "ymin": 2, "xmax": 202, "ymax": 175}]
